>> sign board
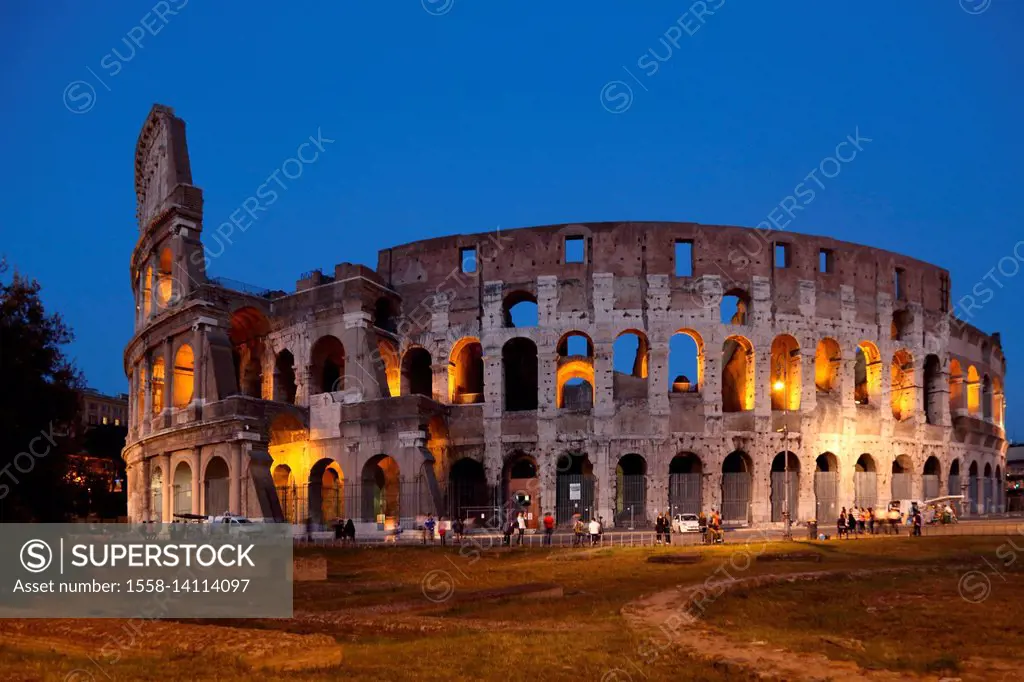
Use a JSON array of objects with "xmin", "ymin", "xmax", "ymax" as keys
[{"xmin": 569, "ymin": 483, "xmax": 581, "ymax": 501}]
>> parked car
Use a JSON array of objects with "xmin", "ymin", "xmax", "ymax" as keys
[{"xmin": 673, "ymin": 513, "xmax": 700, "ymax": 533}]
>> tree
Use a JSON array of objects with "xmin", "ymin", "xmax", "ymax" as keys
[{"xmin": 0, "ymin": 258, "xmax": 84, "ymax": 521}]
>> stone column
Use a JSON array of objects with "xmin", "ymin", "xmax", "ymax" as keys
[
  {"xmin": 592, "ymin": 341, "xmax": 614, "ymax": 418},
  {"xmin": 192, "ymin": 450, "xmax": 202, "ymax": 515},
  {"xmin": 163, "ymin": 338, "xmax": 174, "ymax": 428},
  {"xmin": 191, "ymin": 324, "xmax": 206, "ymax": 418},
  {"xmin": 142, "ymin": 354, "xmax": 153, "ymax": 436},
  {"xmin": 594, "ymin": 442, "xmax": 612, "ymax": 523},
  {"xmin": 229, "ymin": 442, "xmax": 243, "ymax": 515},
  {"xmin": 647, "ymin": 340, "xmax": 670, "ymax": 416},
  {"xmin": 139, "ymin": 458, "xmax": 150, "ymax": 522},
  {"xmin": 160, "ymin": 452, "xmax": 172, "ymax": 522}
]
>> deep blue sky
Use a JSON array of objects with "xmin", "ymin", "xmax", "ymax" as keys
[{"xmin": 1, "ymin": 1, "xmax": 1021, "ymax": 437}]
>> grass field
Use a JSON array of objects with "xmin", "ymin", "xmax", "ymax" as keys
[{"xmin": 0, "ymin": 534, "xmax": 1018, "ymax": 681}]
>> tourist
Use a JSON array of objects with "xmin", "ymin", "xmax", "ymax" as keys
[
  {"xmin": 912, "ymin": 509, "xmax": 923, "ymax": 537},
  {"xmin": 516, "ymin": 512, "xmax": 526, "ymax": 546},
  {"xmin": 867, "ymin": 507, "xmax": 875, "ymax": 535},
  {"xmin": 698, "ymin": 512, "xmax": 708, "ymax": 545},
  {"xmin": 838, "ymin": 508, "xmax": 848, "ymax": 539},
  {"xmin": 344, "ymin": 518, "xmax": 356, "ymax": 545},
  {"xmin": 573, "ymin": 516, "xmax": 585, "ymax": 547},
  {"xmin": 847, "ymin": 508, "xmax": 857, "ymax": 538},
  {"xmin": 503, "ymin": 515, "xmax": 516, "ymax": 546},
  {"xmin": 857, "ymin": 508, "xmax": 867, "ymax": 535},
  {"xmin": 654, "ymin": 512, "xmax": 665, "ymax": 545},
  {"xmin": 453, "ymin": 517, "xmax": 465, "ymax": 543},
  {"xmin": 423, "ymin": 513, "xmax": 436, "ymax": 544},
  {"xmin": 439, "ymin": 516, "xmax": 449, "ymax": 546},
  {"xmin": 589, "ymin": 517, "xmax": 601, "ymax": 546},
  {"xmin": 543, "ymin": 511, "xmax": 555, "ymax": 545},
  {"xmin": 888, "ymin": 507, "xmax": 900, "ymax": 535},
  {"xmin": 333, "ymin": 518, "xmax": 344, "ymax": 542}
]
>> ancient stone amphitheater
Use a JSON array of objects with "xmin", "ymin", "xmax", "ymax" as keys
[{"xmin": 124, "ymin": 105, "xmax": 1008, "ymax": 530}]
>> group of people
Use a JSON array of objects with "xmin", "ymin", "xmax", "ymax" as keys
[
  {"xmin": 835, "ymin": 505, "xmax": 930, "ymax": 538},
  {"xmin": 653, "ymin": 510, "xmax": 725, "ymax": 545},
  {"xmin": 330, "ymin": 518, "xmax": 356, "ymax": 544},
  {"xmin": 420, "ymin": 514, "xmax": 468, "ymax": 545},
  {"xmin": 571, "ymin": 515, "xmax": 605, "ymax": 546}
]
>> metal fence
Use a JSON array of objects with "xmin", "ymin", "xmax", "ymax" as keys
[
  {"xmin": 853, "ymin": 472, "xmax": 877, "ymax": 509},
  {"xmin": 273, "ymin": 478, "xmax": 435, "ymax": 528},
  {"xmin": 446, "ymin": 480, "xmax": 498, "ymax": 522},
  {"xmin": 556, "ymin": 474, "xmax": 595, "ymax": 523},
  {"xmin": 172, "ymin": 485, "xmax": 192, "ymax": 516},
  {"xmin": 770, "ymin": 472, "xmax": 799, "ymax": 522},
  {"xmin": 614, "ymin": 475, "xmax": 648, "ymax": 527},
  {"xmin": 721, "ymin": 473, "xmax": 751, "ymax": 524},
  {"xmin": 984, "ymin": 478, "xmax": 994, "ymax": 514},
  {"xmin": 923, "ymin": 475, "xmax": 940, "ymax": 501},
  {"xmin": 814, "ymin": 472, "xmax": 839, "ymax": 523},
  {"xmin": 969, "ymin": 477, "xmax": 979, "ymax": 514},
  {"xmin": 948, "ymin": 474, "xmax": 960, "ymax": 497},
  {"xmin": 668, "ymin": 473, "xmax": 702, "ymax": 515},
  {"xmin": 205, "ymin": 479, "xmax": 229, "ymax": 517},
  {"xmin": 891, "ymin": 473, "xmax": 913, "ymax": 501}
]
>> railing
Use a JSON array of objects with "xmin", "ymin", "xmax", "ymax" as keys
[{"xmin": 207, "ymin": 276, "xmax": 275, "ymax": 298}]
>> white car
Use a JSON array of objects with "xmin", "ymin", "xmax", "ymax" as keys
[{"xmin": 673, "ymin": 513, "xmax": 700, "ymax": 533}]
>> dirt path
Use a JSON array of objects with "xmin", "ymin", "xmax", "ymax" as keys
[{"xmin": 621, "ymin": 566, "xmax": 1015, "ymax": 682}]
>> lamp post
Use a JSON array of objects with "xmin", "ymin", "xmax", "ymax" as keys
[{"xmin": 774, "ymin": 380, "xmax": 793, "ymax": 541}]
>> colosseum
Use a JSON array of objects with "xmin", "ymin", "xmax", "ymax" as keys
[{"xmin": 124, "ymin": 105, "xmax": 1009, "ymax": 531}]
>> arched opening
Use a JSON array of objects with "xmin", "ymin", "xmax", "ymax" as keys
[
  {"xmin": 274, "ymin": 349, "xmax": 297, "ymax": 404},
  {"xmin": 923, "ymin": 456, "xmax": 941, "ymax": 499},
  {"xmin": 149, "ymin": 466, "xmax": 163, "ymax": 522},
  {"xmin": 770, "ymin": 452, "xmax": 800, "ymax": 523},
  {"xmin": 273, "ymin": 464, "xmax": 297, "ymax": 524},
  {"xmin": 613, "ymin": 330, "xmax": 650, "ymax": 401},
  {"xmin": 229, "ymin": 307, "xmax": 270, "ymax": 399},
  {"xmin": 669, "ymin": 329, "xmax": 704, "ymax": 394},
  {"xmin": 770, "ymin": 335, "xmax": 801, "ymax": 411},
  {"xmin": 557, "ymin": 332, "xmax": 594, "ymax": 410},
  {"xmin": 722, "ymin": 335, "xmax": 755, "ymax": 412},
  {"xmin": 967, "ymin": 366, "xmax": 981, "ymax": 416},
  {"xmin": 891, "ymin": 350, "xmax": 915, "ymax": 421},
  {"xmin": 136, "ymin": 364, "xmax": 147, "ymax": 426},
  {"xmin": 310, "ymin": 459, "xmax": 344, "ymax": 527},
  {"xmin": 923, "ymin": 355, "xmax": 942, "ymax": 425},
  {"xmin": 891, "ymin": 309, "xmax": 913, "ymax": 341},
  {"xmin": 503, "ymin": 338, "xmax": 538, "ymax": 411},
  {"xmin": 503, "ymin": 451, "xmax": 539, "ymax": 529},
  {"xmin": 203, "ymin": 456, "xmax": 230, "ymax": 517},
  {"xmin": 968, "ymin": 460, "xmax": 980, "ymax": 515},
  {"xmin": 555, "ymin": 451, "xmax": 594, "ymax": 523},
  {"xmin": 449, "ymin": 337, "xmax": 484, "ymax": 404},
  {"xmin": 983, "ymin": 462, "xmax": 994, "ymax": 514},
  {"xmin": 401, "ymin": 347, "xmax": 433, "ymax": 398},
  {"xmin": 948, "ymin": 459, "xmax": 961, "ymax": 496},
  {"xmin": 814, "ymin": 453, "xmax": 839, "ymax": 523},
  {"xmin": 891, "ymin": 455, "xmax": 913, "ymax": 500},
  {"xmin": 949, "ymin": 359, "xmax": 964, "ymax": 414},
  {"xmin": 721, "ymin": 289, "xmax": 750, "ymax": 325},
  {"xmin": 721, "ymin": 451, "xmax": 752, "ymax": 524},
  {"xmin": 982, "ymin": 375, "xmax": 993, "ymax": 421},
  {"xmin": 361, "ymin": 455, "xmax": 400, "ymax": 522},
  {"xmin": 374, "ymin": 297, "xmax": 398, "ymax": 334},
  {"xmin": 378, "ymin": 339, "xmax": 400, "ymax": 397},
  {"xmin": 814, "ymin": 338, "xmax": 841, "ymax": 394},
  {"xmin": 142, "ymin": 265, "xmax": 153, "ymax": 318},
  {"xmin": 172, "ymin": 461, "xmax": 192, "ymax": 516},
  {"xmin": 156, "ymin": 247, "xmax": 174, "ymax": 308},
  {"xmin": 151, "ymin": 357, "xmax": 165, "ymax": 415},
  {"xmin": 503, "ymin": 291, "xmax": 538, "ymax": 328},
  {"xmin": 310, "ymin": 335, "xmax": 346, "ymax": 394},
  {"xmin": 172, "ymin": 344, "xmax": 194, "ymax": 408},
  {"xmin": 447, "ymin": 458, "xmax": 489, "ymax": 522},
  {"xmin": 854, "ymin": 341, "xmax": 882, "ymax": 405},
  {"xmin": 995, "ymin": 465, "xmax": 1003, "ymax": 513},
  {"xmin": 854, "ymin": 454, "xmax": 877, "ymax": 508},
  {"xmin": 615, "ymin": 454, "xmax": 647, "ymax": 527},
  {"xmin": 669, "ymin": 453, "xmax": 703, "ymax": 515},
  {"xmin": 993, "ymin": 376, "xmax": 1005, "ymax": 428}
]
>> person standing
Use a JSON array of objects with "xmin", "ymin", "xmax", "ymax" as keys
[
  {"xmin": 439, "ymin": 516, "xmax": 449, "ymax": 546},
  {"xmin": 423, "ymin": 513, "xmax": 436, "ymax": 545},
  {"xmin": 542, "ymin": 511, "xmax": 555, "ymax": 545},
  {"xmin": 912, "ymin": 509, "xmax": 922, "ymax": 537},
  {"xmin": 867, "ymin": 507, "xmax": 875, "ymax": 535},
  {"xmin": 838, "ymin": 508, "xmax": 848, "ymax": 539},
  {"xmin": 452, "ymin": 517, "xmax": 464, "ymax": 544},
  {"xmin": 516, "ymin": 512, "xmax": 526, "ymax": 546},
  {"xmin": 654, "ymin": 512, "xmax": 665, "ymax": 545},
  {"xmin": 847, "ymin": 508, "xmax": 857, "ymax": 538},
  {"xmin": 589, "ymin": 517, "xmax": 601, "ymax": 546}
]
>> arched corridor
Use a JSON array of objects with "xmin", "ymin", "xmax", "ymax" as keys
[
  {"xmin": 203, "ymin": 456, "xmax": 230, "ymax": 517},
  {"xmin": 361, "ymin": 455, "xmax": 400, "ymax": 522},
  {"xmin": 854, "ymin": 454, "xmax": 877, "ymax": 509},
  {"xmin": 614, "ymin": 454, "xmax": 647, "ymax": 527},
  {"xmin": 721, "ymin": 451, "xmax": 752, "ymax": 524},
  {"xmin": 770, "ymin": 451, "xmax": 800, "ymax": 523}
]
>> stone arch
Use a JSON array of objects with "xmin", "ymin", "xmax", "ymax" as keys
[
  {"xmin": 891, "ymin": 349, "xmax": 915, "ymax": 421},
  {"xmin": 401, "ymin": 346, "xmax": 433, "ymax": 398},
  {"xmin": 378, "ymin": 338, "xmax": 400, "ymax": 397},
  {"xmin": 503, "ymin": 451, "xmax": 539, "ymax": 527},
  {"xmin": 556, "ymin": 450, "xmax": 594, "ymax": 523},
  {"xmin": 923, "ymin": 354, "xmax": 942, "ymax": 425},
  {"xmin": 721, "ymin": 450, "xmax": 752, "ymax": 524},
  {"xmin": 172, "ymin": 343, "xmax": 194, "ymax": 408},
  {"xmin": 770, "ymin": 334, "xmax": 801, "ymax": 411},
  {"xmin": 310, "ymin": 335, "xmax": 346, "ymax": 394},
  {"xmin": 310, "ymin": 458, "xmax": 344, "ymax": 526},
  {"xmin": 854, "ymin": 453, "xmax": 878, "ymax": 508},
  {"xmin": 669, "ymin": 329, "xmax": 704, "ymax": 393},
  {"xmin": 447, "ymin": 457, "xmax": 489, "ymax": 521},
  {"xmin": 983, "ymin": 462, "xmax": 994, "ymax": 513},
  {"xmin": 230, "ymin": 306, "xmax": 270, "ymax": 398},
  {"xmin": 721, "ymin": 288, "xmax": 750, "ymax": 325},
  {"xmin": 891, "ymin": 309, "xmax": 913, "ymax": 341},
  {"xmin": 274, "ymin": 349, "xmax": 297, "ymax": 404},
  {"xmin": 613, "ymin": 329, "xmax": 650, "ymax": 400},
  {"xmin": 814, "ymin": 338, "xmax": 841, "ymax": 393},
  {"xmin": 156, "ymin": 246, "xmax": 174, "ymax": 308},
  {"xmin": 722, "ymin": 335, "xmax": 755, "ymax": 412},
  {"xmin": 142, "ymin": 265, "xmax": 153, "ymax": 318},
  {"xmin": 770, "ymin": 451, "xmax": 800, "ymax": 522},
  {"xmin": 614, "ymin": 453, "xmax": 647, "ymax": 527},
  {"xmin": 172, "ymin": 460, "xmax": 193, "ymax": 516},
  {"xmin": 374, "ymin": 297, "xmax": 398, "ymax": 334},
  {"xmin": 923, "ymin": 455, "xmax": 941, "ymax": 499},
  {"xmin": 982, "ymin": 374, "xmax": 993, "ymax": 421},
  {"xmin": 203, "ymin": 456, "xmax": 230, "ymax": 517},
  {"xmin": 361, "ymin": 454, "xmax": 400, "ymax": 522},
  {"xmin": 503, "ymin": 337, "xmax": 538, "ymax": 412},
  {"xmin": 669, "ymin": 452, "xmax": 703, "ymax": 514},
  {"xmin": 151, "ymin": 357, "xmax": 166, "ymax": 415},
  {"xmin": 948, "ymin": 458, "xmax": 962, "ymax": 496},
  {"xmin": 814, "ymin": 452, "xmax": 840, "ymax": 523},
  {"xmin": 273, "ymin": 463, "xmax": 298, "ymax": 524},
  {"xmin": 891, "ymin": 454, "xmax": 914, "ymax": 501},
  {"xmin": 854, "ymin": 341, "xmax": 882, "ymax": 405},
  {"xmin": 503, "ymin": 290, "xmax": 538, "ymax": 328},
  {"xmin": 967, "ymin": 365, "xmax": 981, "ymax": 415},
  {"xmin": 556, "ymin": 331, "xmax": 594, "ymax": 409},
  {"xmin": 449, "ymin": 337, "xmax": 484, "ymax": 404},
  {"xmin": 949, "ymin": 359, "xmax": 964, "ymax": 414}
]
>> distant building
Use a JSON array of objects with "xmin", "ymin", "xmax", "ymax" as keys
[
  {"xmin": 79, "ymin": 388, "xmax": 130, "ymax": 429},
  {"xmin": 1007, "ymin": 444, "xmax": 1023, "ymax": 511}
]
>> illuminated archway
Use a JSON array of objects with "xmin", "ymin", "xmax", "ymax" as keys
[
  {"xmin": 378, "ymin": 339, "xmax": 400, "ymax": 397},
  {"xmin": 361, "ymin": 455, "xmax": 400, "ymax": 522},
  {"xmin": 891, "ymin": 349, "xmax": 915, "ymax": 421},
  {"xmin": 156, "ymin": 247, "xmax": 174, "ymax": 307},
  {"xmin": 721, "ymin": 451, "xmax": 752, "ymax": 523},
  {"xmin": 722, "ymin": 335, "xmax": 755, "ymax": 412},
  {"xmin": 854, "ymin": 341, "xmax": 882, "ymax": 405},
  {"xmin": 814, "ymin": 338, "xmax": 841, "ymax": 393},
  {"xmin": 310, "ymin": 335, "xmax": 345, "ymax": 394},
  {"xmin": 967, "ymin": 365, "xmax": 981, "ymax": 415},
  {"xmin": 669, "ymin": 329, "xmax": 704, "ymax": 393},
  {"xmin": 449, "ymin": 337, "xmax": 484, "ymax": 404},
  {"xmin": 401, "ymin": 346, "xmax": 433, "ymax": 397},
  {"xmin": 770, "ymin": 334, "xmax": 801, "ymax": 411},
  {"xmin": 613, "ymin": 330, "xmax": 650, "ymax": 401},
  {"xmin": 151, "ymin": 357, "xmax": 165, "ymax": 415},
  {"xmin": 310, "ymin": 459, "xmax": 344, "ymax": 526},
  {"xmin": 949, "ymin": 359, "xmax": 964, "ymax": 414},
  {"xmin": 203, "ymin": 456, "xmax": 230, "ymax": 517},
  {"xmin": 172, "ymin": 344, "xmax": 194, "ymax": 408}
]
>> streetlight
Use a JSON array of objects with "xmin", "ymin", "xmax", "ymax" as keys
[{"xmin": 773, "ymin": 379, "xmax": 793, "ymax": 541}]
